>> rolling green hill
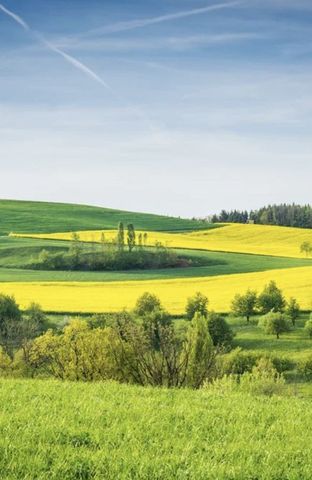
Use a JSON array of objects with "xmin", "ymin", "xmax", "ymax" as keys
[{"xmin": 0, "ymin": 199, "xmax": 212, "ymax": 234}]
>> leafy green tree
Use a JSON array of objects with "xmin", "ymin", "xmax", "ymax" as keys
[
  {"xmin": 185, "ymin": 313, "xmax": 214, "ymax": 388},
  {"xmin": 285, "ymin": 297, "xmax": 300, "ymax": 326},
  {"xmin": 117, "ymin": 222, "xmax": 125, "ymax": 250},
  {"xmin": 127, "ymin": 224, "xmax": 136, "ymax": 252},
  {"xmin": 259, "ymin": 312, "xmax": 290, "ymax": 339},
  {"xmin": 207, "ymin": 312, "xmax": 234, "ymax": 348},
  {"xmin": 138, "ymin": 233, "xmax": 143, "ymax": 249},
  {"xmin": 142, "ymin": 308, "xmax": 171, "ymax": 350},
  {"xmin": 0, "ymin": 294, "xmax": 22, "ymax": 357},
  {"xmin": 134, "ymin": 292, "xmax": 162, "ymax": 317},
  {"xmin": 70, "ymin": 232, "xmax": 83, "ymax": 264},
  {"xmin": 185, "ymin": 292, "xmax": 208, "ymax": 320},
  {"xmin": 257, "ymin": 281, "xmax": 286, "ymax": 314},
  {"xmin": 304, "ymin": 315, "xmax": 312, "ymax": 339},
  {"xmin": 143, "ymin": 232, "xmax": 148, "ymax": 247},
  {"xmin": 29, "ymin": 320, "xmax": 119, "ymax": 381},
  {"xmin": 231, "ymin": 289, "xmax": 258, "ymax": 323}
]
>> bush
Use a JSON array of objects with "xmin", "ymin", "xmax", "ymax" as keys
[
  {"xmin": 304, "ymin": 315, "xmax": 312, "ymax": 338},
  {"xmin": 207, "ymin": 312, "xmax": 234, "ymax": 349},
  {"xmin": 217, "ymin": 348, "xmax": 257, "ymax": 376},
  {"xmin": 298, "ymin": 354, "xmax": 312, "ymax": 379},
  {"xmin": 239, "ymin": 358, "xmax": 286, "ymax": 396},
  {"xmin": 270, "ymin": 355, "xmax": 295, "ymax": 373},
  {"xmin": 218, "ymin": 349, "xmax": 295, "ymax": 377},
  {"xmin": 208, "ymin": 358, "xmax": 286, "ymax": 397}
]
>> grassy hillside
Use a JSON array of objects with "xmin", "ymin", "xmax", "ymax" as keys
[
  {"xmin": 1, "ymin": 265, "xmax": 311, "ymax": 313},
  {"xmin": 0, "ymin": 200, "xmax": 212, "ymax": 234},
  {"xmin": 23, "ymin": 222, "xmax": 312, "ymax": 258},
  {"xmin": 230, "ymin": 313, "xmax": 312, "ymax": 361},
  {"xmin": 1, "ymin": 379, "xmax": 312, "ymax": 479},
  {"xmin": 0, "ymin": 237, "xmax": 310, "ymax": 282}
]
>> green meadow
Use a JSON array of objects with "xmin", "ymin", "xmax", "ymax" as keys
[
  {"xmin": 0, "ymin": 200, "xmax": 311, "ymax": 479},
  {"xmin": 0, "ymin": 235, "xmax": 311, "ymax": 282},
  {"xmin": 0, "ymin": 199, "xmax": 212, "ymax": 234},
  {"xmin": 1, "ymin": 379, "xmax": 312, "ymax": 480}
]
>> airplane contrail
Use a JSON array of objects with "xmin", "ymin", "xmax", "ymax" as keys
[
  {"xmin": 0, "ymin": 3, "xmax": 29, "ymax": 31},
  {"xmin": 0, "ymin": 3, "xmax": 111, "ymax": 90},
  {"xmin": 76, "ymin": 0, "xmax": 245, "ymax": 38},
  {"xmin": 40, "ymin": 37, "xmax": 112, "ymax": 90}
]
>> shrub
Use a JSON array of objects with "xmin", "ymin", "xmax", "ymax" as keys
[
  {"xmin": 298, "ymin": 354, "xmax": 312, "ymax": 379},
  {"xmin": 207, "ymin": 312, "xmax": 234, "ymax": 349},
  {"xmin": 217, "ymin": 348, "xmax": 257, "ymax": 376},
  {"xmin": 270, "ymin": 355, "xmax": 295, "ymax": 373},
  {"xmin": 304, "ymin": 315, "xmax": 312, "ymax": 339},
  {"xmin": 239, "ymin": 357, "xmax": 286, "ymax": 396}
]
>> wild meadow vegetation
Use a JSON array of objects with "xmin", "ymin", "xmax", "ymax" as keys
[{"xmin": 0, "ymin": 200, "xmax": 312, "ymax": 478}]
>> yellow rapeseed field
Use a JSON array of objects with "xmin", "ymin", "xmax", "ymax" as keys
[
  {"xmin": 1, "ymin": 266, "xmax": 311, "ymax": 313},
  {"xmin": 13, "ymin": 223, "xmax": 312, "ymax": 258}
]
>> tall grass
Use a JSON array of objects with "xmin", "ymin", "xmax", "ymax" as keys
[{"xmin": 0, "ymin": 379, "xmax": 312, "ymax": 479}]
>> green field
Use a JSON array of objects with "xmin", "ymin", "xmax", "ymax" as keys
[
  {"xmin": 1, "ymin": 379, "xmax": 312, "ymax": 479},
  {"xmin": 0, "ymin": 235, "xmax": 311, "ymax": 283},
  {"xmin": 0, "ymin": 199, "xmax": 212, "ymax": 234}
]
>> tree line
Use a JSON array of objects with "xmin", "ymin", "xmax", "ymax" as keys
[
  {"xmin": 211, "ymin": 204, "xmax": 312, "ymax": 229},
  {"xmin": 0, "ymin": 281, "xmax": 311, "ymax": 388},
  {"xmin": 32, "ymin": 223, "xmax": 190, "ymax": 271}
]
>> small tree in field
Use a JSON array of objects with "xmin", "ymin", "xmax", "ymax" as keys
[
  {"xmin": 185, "ymin": 292, "xmax": 208, "ymax": 320},
  {"xmin": 185, "ymin": 313, "xmax": 214, "ymax": 389},
  {"xmin": 300, "ymin": 241, "xmax": 312, "ymax": 257},
  {"xmin": 117, "ymin": 222, "xmax": 125, "ymax": 250},
  {"xmin": 304, "ymin": 315, "xmax": 312, "ymax": 339},
  {"xmin": 285, "ymin": 297, "xmax": 300, "ymax": 326},
  {"xmin": 127, "ymin": 224, "xmax": 136, "ymax": 252},
  {"xmin": 0, "ymin": 294, "xmax": 22, "ymax": 357},
  {"xmin": 231, "ymin": 289, "xmax": 258, "ymax": 323},
  {"xmin": 259, "ymin": 312, "xmax": 290, "ymax": 339},
  {"xmin": 258, "ymin": 281, "xmax": 286, "ymax": 314},
  {"xmin": 70, "ymin": 232, "xmax": 83, "ymax": 264},
  {"xmin": 134, "ymin": 292, "xmax": 161, "ymax": 317}
]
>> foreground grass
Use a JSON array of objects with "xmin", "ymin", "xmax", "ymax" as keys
[{"xmin": 0, "ymin": 379, "xmax": 312, "ymax": 479}]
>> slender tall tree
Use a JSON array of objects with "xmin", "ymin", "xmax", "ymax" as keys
[
  {"xmin": 117, "ymin": 222, "xmax": 125, "ymax": 250},
  {"xmin": 127, "ymin": 224, "xmax": 136, "ymax": 252}
]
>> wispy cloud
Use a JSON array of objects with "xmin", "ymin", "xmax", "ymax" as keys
[
  {"xmin": 56, "ymin": 32, "xmax": 264, "ymax": 53},
  {"xmin": 75, "ymin": 0, "xmax": 245, "ymax": 39},
  {"xmin": 0, "ymin": 3, "xmax": 111, "ymax": 90}
]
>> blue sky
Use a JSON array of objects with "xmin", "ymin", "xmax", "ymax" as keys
[{"xmin": 0, "ymin": 0, "xmax": 312, "ymax": 217}]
